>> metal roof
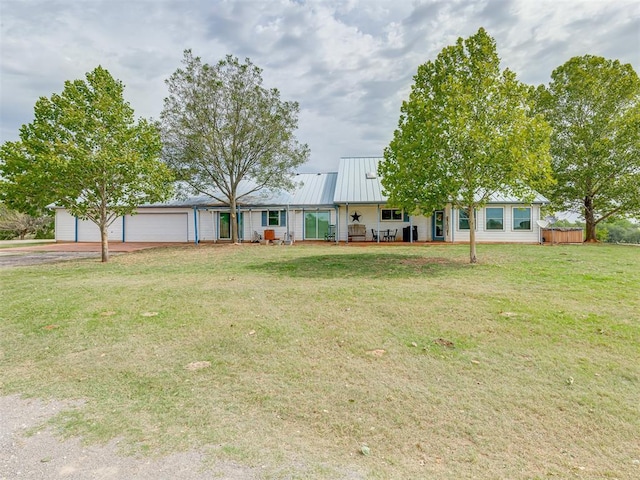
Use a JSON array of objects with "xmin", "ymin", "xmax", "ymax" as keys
[
  {"xmin": 148, "ymin": 173, "xmax": 339, "ymax": 209},
  {"xmin": 142, "ymin": 180, "xmax": 294, "ymax": 208},
  {"xmin": 333, "ymin": 157, "xmax": 388, "ymax": 204},
  {"xmin": 485, "ymin": 190, "xmax": 549, "ymax": 204},
  {"xmin": 290, "ymin": 172, "xmax": 337, "ymax": 206},
  {"xmin": 332, "ymin": 157, "xmax": 549, "ymax": 205},
  {"xmin": 52, "ymin": 158, "xmax": 548, "ymax": 210}
]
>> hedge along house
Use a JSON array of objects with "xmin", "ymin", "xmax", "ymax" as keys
[{"xmin": 53, "ymin": 157, "xmax": 548, "ymax": 244}]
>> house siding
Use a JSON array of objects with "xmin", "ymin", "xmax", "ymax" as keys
[
  {"xmin": 336, "ymin": 205, "xmax": 432, "ymax": 243},
  {"xmin": 52, "ymin": 159, "xmax": 548, "ymax": 244},
  {"xmin": 453, "ymin": 204, "xmax": 542, "ymax": 243},
  {"xmin": 54, "ymin": 209, "xmax": 76, "ymax": 242},
  {"xmin": 54, "ymin": 209, "xmax": 123, "ymax": 242}
]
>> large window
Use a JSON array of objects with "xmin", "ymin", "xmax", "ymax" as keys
[
  {"xmin": 512, "ymin": 207, "xmax": 531, "ymax": 230},
  {"xmin": 381, "ymin": 208, "xmax": 403, "ymax": 221},
  {"xmin": 458, "ymin": 209, "xmax": 477, "ymax": 230},
  {"xmin": 305, "ymin": 211, "xmax": 330, "ymax": 239},
  {"xmin": 485, "ymin": 207, "xmax": 504, "ymax": 230}
]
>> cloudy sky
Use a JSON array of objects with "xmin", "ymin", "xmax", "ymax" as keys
[{"xmin": 1, "ymin": 0, "xmax": 638, "ymax": 173}]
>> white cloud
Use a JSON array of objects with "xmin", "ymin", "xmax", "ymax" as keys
[{"xmin": 1, "ymin": 0, "xmax": 638, "ymax": 173}]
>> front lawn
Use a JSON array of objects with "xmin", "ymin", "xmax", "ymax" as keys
[{"xmin": 1, "ymin": 243, "xmax": 638, "ymax": 479}]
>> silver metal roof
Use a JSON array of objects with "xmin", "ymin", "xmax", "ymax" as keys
[
  {"xmin": 142, "ymin": 180, "xmax": 294, "ymax": 208},
  {"xmin": 147, "ymin": 173, "xmax": 339, "ymax": 209},
  {"xmin": 333, "ymin": 157, "xmax": 549, "ymax": 205},
  {"xmin": 485, "ymin": 190, "xmax": 549, "ymax": 204},
  {"xmin": 290, "ymin": 173, "xmax": 337, "ymax": 206},
  {"xmin": 92, "ymin": 158, "xmax": 549, "ymax": 210},
  {"xmin": 333, "ymin": 157, "xmax": 388, "ymax": 204}
]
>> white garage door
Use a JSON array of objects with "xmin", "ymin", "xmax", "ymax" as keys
[
  {"xmin": 125, "ymin": 213, "xmax": 189, "ymax": 242},
  {"xmin": 76, "ymin": 219, "xmax": 101, "ymax": 242}
]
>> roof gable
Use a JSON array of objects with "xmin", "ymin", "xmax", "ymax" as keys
[{"xmin": 333, "ymin": 157, "xmax": 387, "ymax": 204}]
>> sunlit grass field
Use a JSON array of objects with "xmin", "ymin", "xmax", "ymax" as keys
[{"xmin": 1, "ymin": 243, "xmax": 638, "ymax": 479}]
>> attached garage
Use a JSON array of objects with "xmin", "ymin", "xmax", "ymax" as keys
[
  {"xmin": 124, "ymin": 213, "xmax": 189, "ymax": 242},
  {"xmin": 76, "ymin": 218, "xmax": 124, "ymax": 242}
]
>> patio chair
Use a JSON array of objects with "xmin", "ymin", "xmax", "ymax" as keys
[
  {"xmin": 325, "ymin": 225, "xmax": 336, "ymax": 241},
  {"xmin": 371, "ymin": 229, "xmax": 378, "ymax": 241},
  {"xmin": 387, "ymin": 229, "xmax": 398, "ymax": 241}
]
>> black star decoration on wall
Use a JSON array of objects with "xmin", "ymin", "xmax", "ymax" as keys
[{"xmin": 351, "ymin": 211, "xmax": 361, "ymax": 222}]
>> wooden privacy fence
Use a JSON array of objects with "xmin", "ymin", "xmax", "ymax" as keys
[{"xmin": 542, "ymin": 228, "xmax": 584, "ymax": 244}]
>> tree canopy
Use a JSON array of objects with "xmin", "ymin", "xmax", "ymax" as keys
[
  {"xmin": 535, "ymin": 55, "xmax": 640, "ymax": 242},
  {"xmin": 379, "ymin": 27, "xmax": 552, "ymax": 263},
  {"xmin": 0, "ymin": 66, "xmax": 173, "ymax": 261},
  {"xmin": 160, "ymin": 50, "xmax": 309, "ymax": 243}
]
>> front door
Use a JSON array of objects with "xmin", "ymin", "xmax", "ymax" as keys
[{"xmin": 432, "ymin": 210, "xmax": 445, "ymax": 241}]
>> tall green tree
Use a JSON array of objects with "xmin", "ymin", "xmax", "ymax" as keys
[
  {"xmin": 160, "ymin": 50, "xmax": 309, "ymax": 243},
  {"xmin": 0, "ymin": 66, "xmax": 173, "ymax": 262},
  {"xmin": 535, "ymin": 55, "xmax": 640, "ymax": 242},
  {"xmin": 380, "ymin": 28, "xmax": 552, "ymax": 263}
]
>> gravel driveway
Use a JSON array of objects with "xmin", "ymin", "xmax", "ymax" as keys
[
  {"xmin": 0, "ymin": 242, "xmax": 184, "ymax": 268},
  {"xmin": 0, "ymin": 395, "xmax": 259, "ymax": 480},
  {"xmin": 0, "ymin": 251, "xmax": 105, "ymax": 268}
]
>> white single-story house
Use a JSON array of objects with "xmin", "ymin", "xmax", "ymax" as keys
[{"xmin": 53, "ymin": 157, "xmax": 549, "ymax": 244}]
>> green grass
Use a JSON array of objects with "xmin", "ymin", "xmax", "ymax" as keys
[{"xmin": 1, "ymin": 243, "xmax": 639, "ymax": 479}]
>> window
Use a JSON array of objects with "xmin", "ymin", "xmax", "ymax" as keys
[
  {"xmin": 268, "ymin": 210, "xmax": 280, "ymax": 226},
  {"xmin": 513, "ymin": 207, "xmax": 531, "ymax": 230},
  {"xmin": 458, "ymin": 209, "xmax": 477, "ymax": 230},
  {"xmin": 485, "ymin": 207, "xmax": 504, "ymax": 230},
  {"xmin": 381, "ymin": 209, "xmax": 403, "ymax": 221},
  {"xmin": 262, "ymin": 210, "xmax": 287, "ymax": 227}
]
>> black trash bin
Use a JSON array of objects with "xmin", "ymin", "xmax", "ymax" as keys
[{"xmin": 403, "ymin": 226, "xmax": 418, "ymax": 242}]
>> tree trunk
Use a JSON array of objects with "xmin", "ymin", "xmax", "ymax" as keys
[
  {"xmin": 584, "ymin": 195, "xmax": 598, "ymax": 242},
  {"xmin": 468, "ymin": 206, "xmax": 477, "ymax": 264},
  {"xmin": 230, "ymin": 196, "xmax": 238, "ymax": 243},
  {"xmin": 100, "ymin": 223, "xmax": 109, "ymax": 262},
  {"xmin": 100, "ymin": 202, "xmax": 109, "ymax": 262}
]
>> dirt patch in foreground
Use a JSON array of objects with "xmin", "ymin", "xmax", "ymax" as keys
[{"xmin": 0, "ymin": 395, "xmax": 258, "ymax": 480}]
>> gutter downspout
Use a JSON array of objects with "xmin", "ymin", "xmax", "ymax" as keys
[
  {"xmin": 214, "ymin": 210, "xmax": 218, "ymax": 243},
  {"xmin": 122, "ymin": 216, "xmax": 126, "ymax": 243},
  {"xmin": 75, "ymin": 216, "xmax": 78, "ymax": 243},
  {"xmin": 193, "ymin": 207, "xmax": 199, "ymax": 245},
  {"xmin": 345, "ymin": 204, "xmax": 349, "ymax": 244},
  {"xmin": 377, "ymin": 205, "xmax": 381, "ymax": 243},
  {"xmin": 409, "ymin": 215, "xmax": 413, "ymax": 244},
  {"xmin": 286, "ymin": 204, "xmax": 290, "ymax": 242},
  {"xmin": 334, "ymin": 205, "xmax": 339, "ymax": 243}
]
